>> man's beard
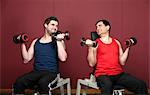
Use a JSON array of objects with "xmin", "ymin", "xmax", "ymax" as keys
[{"xmin": 47, "ymin": 29, "xmax": 57, "ymax": 36}]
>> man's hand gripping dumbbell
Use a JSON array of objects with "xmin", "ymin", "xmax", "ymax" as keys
[{"xmin": 80, "ymin": 37, "xmax": 97, "ymax": 47}]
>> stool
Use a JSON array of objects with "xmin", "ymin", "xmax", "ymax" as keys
[
  {"xmin": 48, "ymin": 73, "xmax": 71, "ymax": 95},
  {"xmin": 76, "ymin": 74, "xmax": 124, "ymax": 95}
]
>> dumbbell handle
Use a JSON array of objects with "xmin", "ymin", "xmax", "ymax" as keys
[{"xmin": 92, "ymin": 42, "xmax": 97, "ymax": 47}]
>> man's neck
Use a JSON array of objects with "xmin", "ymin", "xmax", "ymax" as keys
[
  {"xmin": 40, "ymin": 32, "xmax": 52, "ymax": 43},
  {"xmin": 100, "ymin": 32, "xmax": 109, "ymax": 40},
  {"xmin": 100, "ymin": 34, "xmax": 112, "ymax": 44}
]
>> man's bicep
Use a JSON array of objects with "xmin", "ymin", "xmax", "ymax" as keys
[{"xmin": 28, "ymin": 39, "xmax": 38, "ymax": 60}]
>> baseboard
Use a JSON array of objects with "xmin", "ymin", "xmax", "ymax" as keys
[{"xmin": 0, "ymin": 88, "xmax": 149, "ymax": 94}]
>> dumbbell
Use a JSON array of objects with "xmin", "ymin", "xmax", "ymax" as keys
[
  {"xmin": 52, "ymin": 31, "xmax": 70, "ymax": 41},
  {"xmin": 63, "ymin": 31, "xmax": 70, "ymax": 40},
  {"xmin": 13, "ymin": 33, "xmax": 29, "ymax": 44},
  {"xmin": 91, "ymin": 31, "xmax": 100, "ymax": 41},
  {"xmin": 125, "ymin": 37, "xmax": 137, "ymax": 47},
  {"xmin": 80, "ymin": 37, "xmax": 97, "ymax": 47}
]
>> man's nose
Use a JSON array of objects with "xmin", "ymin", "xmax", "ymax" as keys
[{"xmin": 53, "ymin": 27, "xmax": 57, "ymax": 31}]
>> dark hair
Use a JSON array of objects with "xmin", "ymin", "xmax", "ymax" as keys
[
  {"xmin": 95, "ymin": 19, "xmax": 111, "ymax": 31},
  {"xmin": 44, "ymin": 16, "xmax": 59, "ymax": 25}
]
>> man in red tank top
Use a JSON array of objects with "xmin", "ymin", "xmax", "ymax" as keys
[{"xmin": 86, "ymin": 19, "xmax": 148, "ymax": 95}]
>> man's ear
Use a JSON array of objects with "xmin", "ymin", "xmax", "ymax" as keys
[
  {"xmin": 44, "ymin": 23, "xmax": 48, "ymax": 28},
  {"xmin": 106, "ymin": 25, "xmax": 110, "ymax": 31}
]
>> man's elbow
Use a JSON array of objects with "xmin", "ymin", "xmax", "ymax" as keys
[
  {"xmin": 89, "ymin": 62, "xmax": 95, "ymax": 67},
  {"xmin": 23, "ymin": 57, "xmax": 32, "ymax": 64},
  {"xmin": 60, "ymin": 58, "xmax": 67, "ymax": 62},
  {"xmin": 89, "ymin": 64, "xmax": 94, "ymax": 67},
  {"xmin": 22, "ymin": 55, "xmax": 30, "ymax": 63},
  {"xmin": 60, "ymin": 55, "xmax": 67, "ymax": 62},
  {"xmin": 120, "ymin": 60, "xmax": 126, "ymax": 66},
  {"xmin": 23, "ymin": 59, "xmax": 29, "ymax": 64}
]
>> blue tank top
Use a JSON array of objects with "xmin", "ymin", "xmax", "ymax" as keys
[{"xmin": 34, "ymin": 39, "xmax": 58, "ymax": 73}]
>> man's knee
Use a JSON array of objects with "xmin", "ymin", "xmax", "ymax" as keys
[
  {"xmin": 13, "ymin": 77, "xmax": 28, "ymax": 94},
  {"xmin": 14, "ymin": 78, "xmax": 25, "ymax": 88},
  {"xmin": 38, "ymin": 78, "xmax": 50, "ymax": 87},
  {"xmin": 138, "ymin": 80, "xmax": 147, "ymax": 88},
  {"xmin": 38, "ymin": 78, "xmax": 50, "ymax": 94}
]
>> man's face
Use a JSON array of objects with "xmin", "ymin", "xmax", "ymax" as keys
[
  {"xmin": 45, "ymin": 20, "xmax": 59, "ymax": 34},
  {"xmin": 96, "ymin": 21, "xmax": 109, "ymax": 35}
]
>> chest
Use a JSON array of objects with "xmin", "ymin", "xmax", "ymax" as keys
[{"xmin": 97, "ymin": 40, "xmax": 119, "ymax": 55}]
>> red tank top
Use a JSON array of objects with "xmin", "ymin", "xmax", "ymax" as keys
[{"xmin": 94, "ymin": 38, "xmax": 123, "ymax": 77}]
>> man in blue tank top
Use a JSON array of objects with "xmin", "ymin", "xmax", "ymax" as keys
[{"xmin": 13, "ymin": 16, "xmax": 67, "ymax": 95}]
